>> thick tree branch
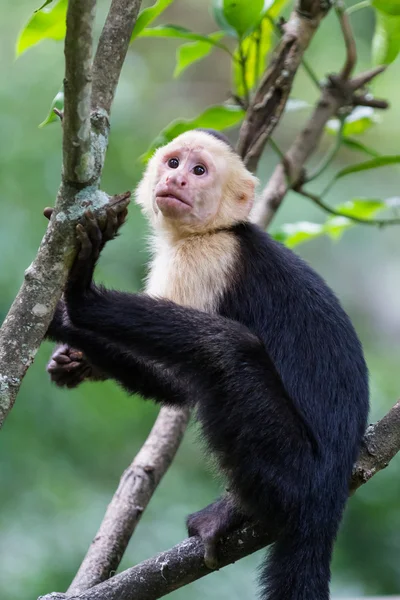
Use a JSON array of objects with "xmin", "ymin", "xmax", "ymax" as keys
[
  {"xmin": 0, "ymin": 0, "xmax": 142, "ymax": 428},
  {"xmin": 68, "ymin": 406, "xmax": 190, "ymax": 594},
  {"xmin": 237, "ymin": 0, "xmax": 330, "ymax": 172},
  {"xmin": 351, "ymin": 400, "xmax": 400, "ymax": 490},
  {"xmin": 63, "ymin": 0, "xmax": 96, "ymax": 183},
  {"xmin": 91, "ymin": 0, "xmax": 142, "ymax": 115},
  {"xmin": 38, "ymin": 399, "xmax": 400, "ymax": 600},
  {"xmin": 0, "ymin": 1, "xmax": 100, "ymax": 429}
]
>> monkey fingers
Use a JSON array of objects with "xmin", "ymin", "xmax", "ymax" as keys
[
  {"xmin": 48, "ymin": 358, "xmax": 91, "ymax": 388},
  {"xmin": 102, "ymin": 201, "xmax": 129, "ymax": 243},
  {"xmin": 67, "ymin": 213, "xmax": 102, "ymax": 295}
]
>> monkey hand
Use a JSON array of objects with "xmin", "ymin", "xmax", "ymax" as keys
[
  {"xmin": 47, "ymin": 344, "xmax": 106, "ymax": 388},
  {"xmin": 66, "ymin": 192, "xmax": 130, "ymax": 298}
]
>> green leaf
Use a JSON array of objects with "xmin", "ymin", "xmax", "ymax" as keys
[
  {"xmin": 334, "ymin": 155, "xmax": 400, "ymax": 179},
  {"xmin": 212, "ymin": 0, "xmax": 264, "ymax": 37},
  {"xmin": 342, "ymin": 137, "xmax": 381, "ymax": 157},
  {"xmin": 323, "ymin": 216, "xmax": 353, "ymax": 240},
  {"xmin": 16, "ymin": 0, "xmax": 67, "ymax": 57},
  {"xmin": 272, "ymin": 199, "xmax": 388, "ymax": 248},
  {"xmin": 141, "ymin": 105, "xmax": 245, "ymax": 162},
  {"xmin": 323, "ymin": 198, "xmax": 388, "ymax": 239},
  {"xmin": 326, "ymin": 107, "xmax": 379, "ymax": 136},
  {"xmin": 39, "ymin": 89, "xmax": 64, "ymax": 128},
  {"xmin": 35, "ymin": 0, "xmax": 55, "ymax": 10},
  {"xmin": 263, "ymin": 0, "xmax": 291, "ymax": 18},
  {"xmin": 271, "ymin": 222, "xmax": 325, "ymax": 248},
  {"xmin": 233, "ymin": 18, "xmax": 274, "ymax": 95},
  {"xmin": 131, "ymin": 0, "xmax": 175, "ymax": 42},
  {"xmin": 372, "ymin": 9, "xmax": 400, "ymax": 64},
  {"xmin": 174, "ymin": 32, "xmax": 225, "ymax": 77},
  {"xmin": 333, "ymin": 198, "xmax": 387, "ymax": 219},
  {"xmin": 139, "ymin": 24, "xmax": 224, "ymax": 43},
  {"xmin": 372, "ymin": 0, "xmax": 400, "ymax": 15}
]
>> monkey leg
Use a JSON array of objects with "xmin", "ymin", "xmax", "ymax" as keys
[{"xmin": 186, "ymin": 496, "xmax": 247, "ymax": 570}]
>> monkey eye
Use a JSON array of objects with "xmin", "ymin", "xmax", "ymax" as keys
[
  {"xmin": 168, "ymin": 158, "xmax": 179, "ymax": 169},
  {"xmin": 193, "ymin": 164, "xmax": 206, "ymax": 176}
]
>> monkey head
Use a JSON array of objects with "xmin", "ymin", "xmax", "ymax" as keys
[{"xmin": 135, "ymin": 129, "xmax": 258, "ymax": 236}]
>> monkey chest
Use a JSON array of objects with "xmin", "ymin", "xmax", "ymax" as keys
[{"xmin": 145, "ymin": 234, "xmax": 238, "ymax": 313}]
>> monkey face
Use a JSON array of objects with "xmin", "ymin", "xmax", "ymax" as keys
[
  {"xmin": 136, "ymin": 130, "xmax": 259, "ymax": 235},
  {"xmin": 153, "ymin": 144, "xmax": 224, "ymax": 226}
]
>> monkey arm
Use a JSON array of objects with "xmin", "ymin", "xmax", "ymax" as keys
[
  {"xmin": 65, "ymin": 286, "xmax": 280, "ymax": 394},
  {"xmin": 46, "ymin": 303, "xmax": 189, "ymax": 405}
]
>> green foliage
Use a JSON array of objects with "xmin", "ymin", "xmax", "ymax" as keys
[
  {"xmin": 372, "ymin": 7, "xmax": 400, "ymax": 64},
  {"xmin": 212, "ymin": 0, "xmax": 264, "ymax": 38},
  {"xmin": 141, "ymin": 105, "xmax": 245, "ymax": 162},
  {"xmin": 36, "ymin": 0, "xmax": 56, "ymax": 10},
  {"xmin": 326, "ymin": 107, "xmax": 379, "ymax": 137},
  {"xmin": 174, "ymin": 33, "xmax": 225, "ymax": 77},
  {"xmin": 130, "ymin": 0, "xmax": 176, "ymax": 42},
  {"xmin": 39, "ymin": 89, "xmax": 64, "ymax": 128},
  {"xmin": 323, "ymin": 155, "xmax": 400, "ymax": 196},
  {"xmin": 273, "ymin": 199, "xmax": 388, "ymax": 248},
  {"xmin": 138, "ymin": 24, "xmax": 222, "ymax": 44},
  {"xmin": 372, "ymin": 0, "xmax": 400, "ymax": 15},
  {"xmin": 342, "ymin": 137, "xmax": 381, "ymax": 157},
  {"xmin": 332, "ymin": 154, "xmax": 400, "ymax": 179},
  {"xmin": 233, "ymin": 18, "xmax": 274, "ymax": 96},
  {"xmin": 16, "ymin": 0, "xmax": 67, "ymax": 57}
]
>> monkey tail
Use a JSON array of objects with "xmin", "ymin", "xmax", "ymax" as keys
[{"xmin": 259, "ymin": 520, "xmax": 337, "ymax": 600}]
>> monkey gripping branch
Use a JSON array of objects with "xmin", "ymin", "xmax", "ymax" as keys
[{"xmin": 0, "ymin": 1, "xmax": 399, "ymax": 600}]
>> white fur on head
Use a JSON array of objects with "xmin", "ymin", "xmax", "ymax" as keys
[{"xmin": 135, "ymin": 130, "xmax": 259, "ymax": 235}]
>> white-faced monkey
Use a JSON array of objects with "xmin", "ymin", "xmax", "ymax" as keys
[{"xmin": 46, "ymin": 129, "xmax": 369, "ymax": 600}]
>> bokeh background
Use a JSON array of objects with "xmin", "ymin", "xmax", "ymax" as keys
[{"xmin": 1, "ymin": 1, "xmax": 400, "ymax": 599}]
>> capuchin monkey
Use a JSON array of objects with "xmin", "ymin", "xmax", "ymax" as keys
[{"xmin": 46, "ymin": 129, "xmax": 369, "ymax": 600}]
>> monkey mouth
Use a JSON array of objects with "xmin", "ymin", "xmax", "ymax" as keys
[{"xmin": 156, "ymin": 192, "xmax": 192, "ymax": 208}]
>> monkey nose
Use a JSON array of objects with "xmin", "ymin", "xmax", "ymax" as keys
[{"xmin": 167, "ymin": 174, "xmax": 187, "ymax": 187}]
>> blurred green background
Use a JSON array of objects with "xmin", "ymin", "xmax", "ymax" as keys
[{"xmin": 1, "ymin": 1, "xmax": 400, "ymax": 599}]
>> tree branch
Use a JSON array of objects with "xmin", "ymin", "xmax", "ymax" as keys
[
  {"xmin": 63, "ymin": 0, "xmax": 96, "ymax": 184},
  {"xmin": 91, "ymin": 0, "xmax": 143, "ymax": 115},
  {"xmin": 237, "ymin": 0, "xmax": 331, "ymax": 172},
  {"xmin": 38, "ymin": 399, "xmax": 400, "ymax": 600},
  {"xmin": 0, "ymin": 0, "xmax": 99, "ymax": 429},
  {"xmin": 336, "ymin": 0, "xmax": 357, "ymax": 81},
  {"xmin": 251, "ymin": 67, "xmax": 388, "ymax": 229},
  {"xmin": 0, "ymin": 0, "xmax": 142, "ymax": 429},
  {"xmin": 68, "ymin": 406, "xmax": 190, "ymax": 594}
]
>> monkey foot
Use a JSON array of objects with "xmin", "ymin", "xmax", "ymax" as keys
[
  {"xmin": 187, "ymin": 510, "xmax": 221, "ymax": 570},
  {"xmin": 186, "ymin": 498, "xmax": 245, "ymax": 570}
]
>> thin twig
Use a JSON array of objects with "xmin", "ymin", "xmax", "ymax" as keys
[
  {"xmin": 346, "ymin": 0, "xmax": 371, "ymax": 16},
  {"xmin": 91, "ymin": 0, "xmax": 143, "ymax": 115},
  {"xmin": 63, "ymin": 0, "xmax": 96, "ymax": 183},
  {"xmin": 297, "ymin": 187, "xmax": 400, "ymax": 226},
  {"xmin": 336, "ymin": 0, "xmax": 357, "ymax": 80},
  {"xmin": 238, "ymin": 42, "xmax": 250, "ymax": 109},
  {"xmin": 301, "ymin": 58, "xmax": 321, "ymax": 89},
  {"xmin": 306, "ymin": 114, "xmax": 346, "ymax": 181}
]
